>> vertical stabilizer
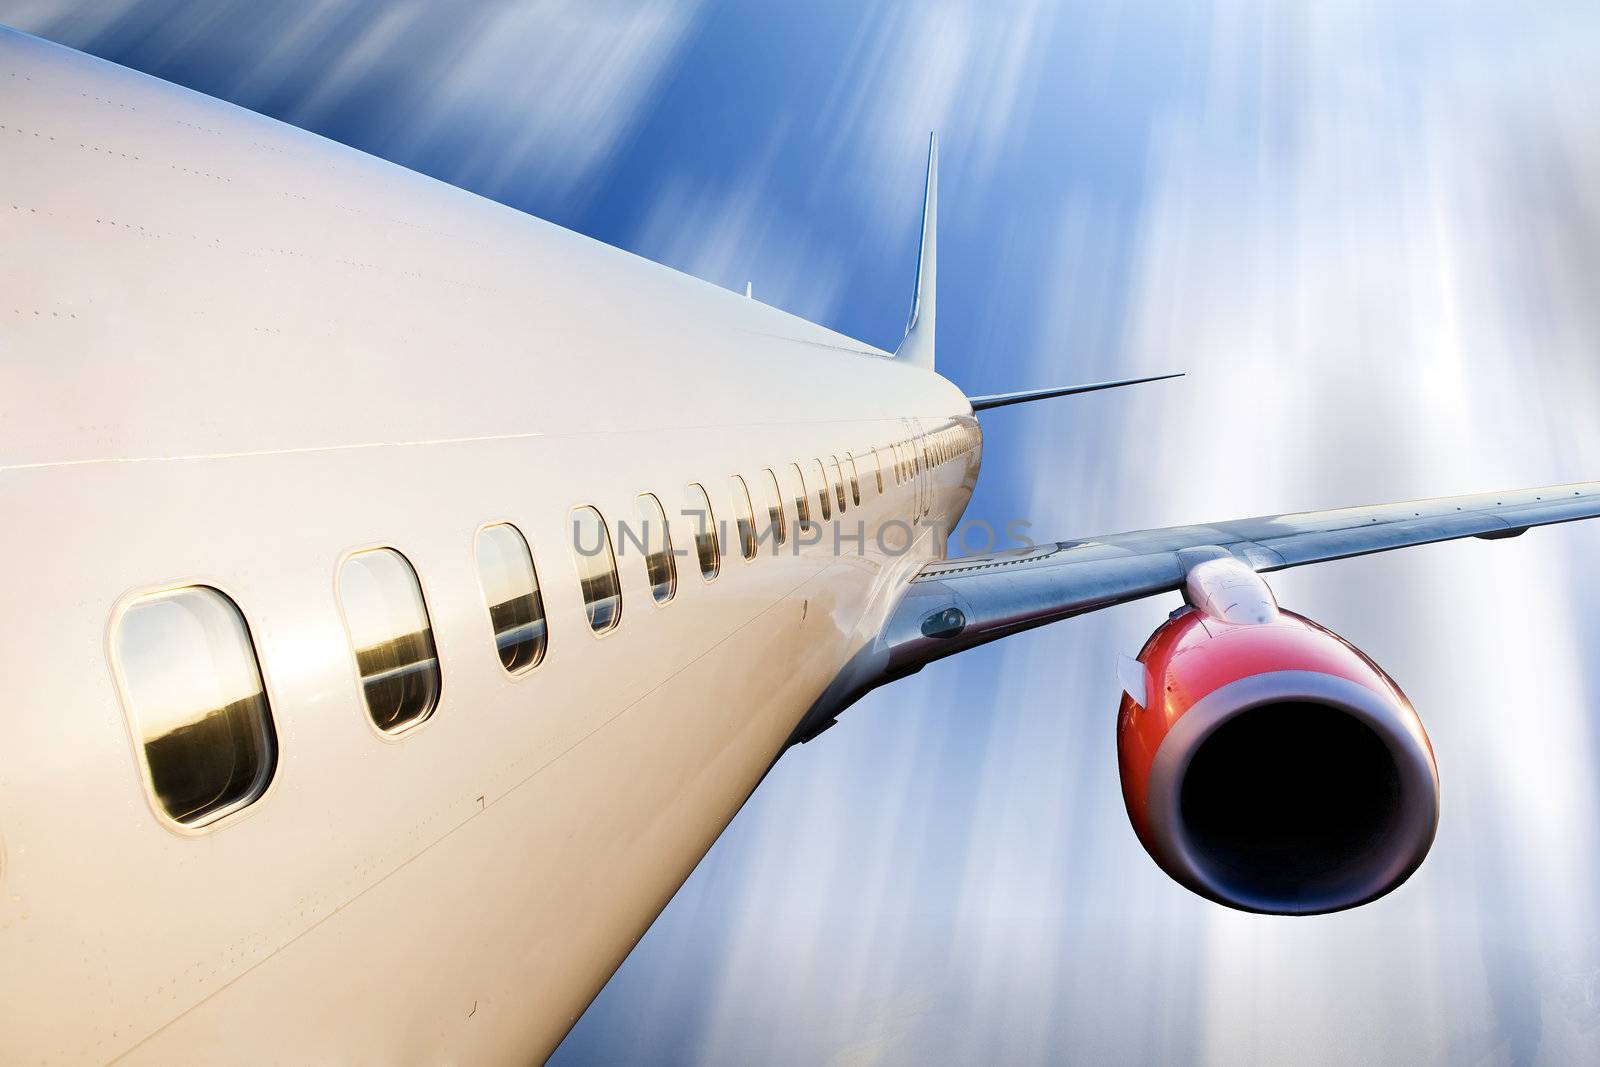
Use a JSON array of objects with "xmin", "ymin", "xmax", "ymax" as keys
[{"xmin": 895, "ymin": 133, "xmax": 937, "ymax": 371}]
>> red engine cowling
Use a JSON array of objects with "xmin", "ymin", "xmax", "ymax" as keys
[{"xmin": 1118, "ymin": 558, "xmax": 1439, "ymax": 915}]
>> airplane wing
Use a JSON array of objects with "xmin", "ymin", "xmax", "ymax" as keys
[
  {"xmin": 883, "ymin": 481, "xmax": 1599, "ymax": 673},
  {"xmin": 791, "ymin": 481, "xmax": 1599, "ymax": 744}
]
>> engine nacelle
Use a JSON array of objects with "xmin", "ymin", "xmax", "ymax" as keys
[{"xmin": 1118, "ymin": 558, "xmax": 1439, "ymax": 915}]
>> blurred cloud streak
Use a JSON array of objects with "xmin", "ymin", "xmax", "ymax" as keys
[
  {"xmin": 810, "ymin": 0, "xmax": 1053, "ymax": 225},
  {"xmin": 6, "ymin": 0, "xmax": 700, "ymax": 207}
]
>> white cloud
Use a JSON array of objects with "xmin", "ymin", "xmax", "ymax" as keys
[
  {"xmin": 811, "ymin": 0, "xmax": 1055, "ymax": 237},
  {"xmin": 633, "ymin": 157, "xmax": 851, "ymax": 330},
  {"xmin": 2, "ymin": 0, "xmax": 702, "ymax": 202}
]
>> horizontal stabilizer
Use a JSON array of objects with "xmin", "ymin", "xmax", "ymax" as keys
[{"xmin": 967, "ymin": 372, "xmax": 1184, "ymax": 411}]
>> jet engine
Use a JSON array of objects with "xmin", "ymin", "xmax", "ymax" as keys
[{"xmin": 1117, "ymin": 556, "xmax": 1439, "ymax": 914}]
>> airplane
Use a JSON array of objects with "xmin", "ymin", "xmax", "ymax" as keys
[{"xmin": 2, "ymin": 24, "xmax": 1597, "ymax": 1064}]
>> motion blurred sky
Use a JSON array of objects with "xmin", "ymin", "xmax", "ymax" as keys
[{"xmin": 7, "ymin": 1, "xmax": 1599, "ymax": 1062}]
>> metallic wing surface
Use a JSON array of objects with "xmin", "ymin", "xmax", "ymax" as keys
[{"xmin": 880, "ymin": 482, "xmax": 1600, "ymax": 676}]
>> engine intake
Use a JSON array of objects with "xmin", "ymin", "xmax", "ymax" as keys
[{"xmin": 1118, "ymin": 558, "xmax": 1439, "ymax": 915}]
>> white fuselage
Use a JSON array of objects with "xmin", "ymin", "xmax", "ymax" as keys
[{"xmin": 0, "ymin": 29, "xmax": 978, "ymax": 1062}]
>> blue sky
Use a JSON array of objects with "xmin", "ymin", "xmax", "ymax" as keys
[{"xmin": 8, "ymin": 1, "xmax": 1600, "ymax": 1061}]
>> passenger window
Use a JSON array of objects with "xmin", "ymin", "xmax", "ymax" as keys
[
  {"xmin": 114, "ymin": 586, "xmax": 277, "ymax": 827},
  {"xmin": 829, "ymin": 455, "xmax": 847, "ymax": 512},
  {"xmin": 684, "ymin": 483, "xmax": 721, "ymax": 580},
  {"xmin": 846, "ymin": 453, "xmax": 862, "ymax": 506},
  {"xmin": 870, "ymin": 447, "xmax": 884, "ymax": 494},
  {"xmin": 338, "ymin": 548, "xmax": 442, "ymax": 734},
  {"xmin": 790, "ymin": 462, "xmax": 811, "ymax": 525},
  {"xmin": 474, "ymin": 523, "xmax": 547, "ymax": 673},
  {"xmin": 635, "ymin": 493, "xmax": 677, "ymax": 604},
  {"xmin": 812, "ymin": 459, "xmax": 832, "ymax": 519},
  {"xmin": 570, "ymin": 507, "xmax": 622, "ymax": 633},
  {"xmin": 730, "ymin": 475, "xmax": 758, "ymax": 560},
  {"xmin": 762, "ymin": 468, "xmax": 786, "ymax": 546}
]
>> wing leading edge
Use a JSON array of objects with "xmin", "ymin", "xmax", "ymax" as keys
[{"xmin": 788, "ymin": 481, "xmax": 1598, "ymax": 744}]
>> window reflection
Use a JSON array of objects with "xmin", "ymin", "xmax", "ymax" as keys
[
  {"xmin": 761, "ymin": 469, "xmax": 786, "ymax": 546},
  {"xmin": 339, "ymin": 548, "xmax": 442, "ymax": 732},
  {"xmin": 684, "ymin": 483, "xmax": 720, "ymax": 580},
  {"xmin": 570, "ymin": 506, "xmax": 622, "ymax": 634},
  {"xmin": 475, "ymin": 523, "xmax": 547, "ymax": 674},
  {"xmin": 813, "ymin": 459, "xmax": 831, "ymax": 519},
  {"xmin": 635, "ymin": 493, "xmax": 677, "ymax": 603},
  {"xmin": 790, "ymin": 462, "xmax": 811, "ymax": 526},
  {"xmin": 730, "ymin": 475, "xmax": 758, "ymax": 560},
  {"xmin": 115, "ymin": 586, "xmax": 277, "ymax": 826}
]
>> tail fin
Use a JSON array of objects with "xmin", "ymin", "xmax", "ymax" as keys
[{"xmin": 894, "ymin": 133, "xmax": 937, "ymax": 371}]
